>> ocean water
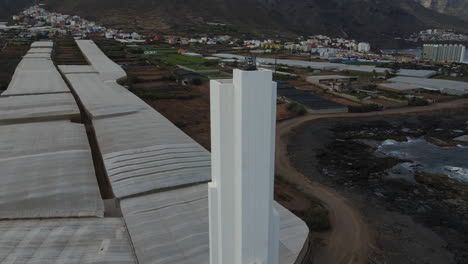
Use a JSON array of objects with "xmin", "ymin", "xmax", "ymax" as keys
[{"xmin": 375, "ymin": 138, "xmax": 468, "ymax": 182}]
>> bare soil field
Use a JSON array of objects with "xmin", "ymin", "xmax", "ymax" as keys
[{"xmin": 0, "ymin": 39, "xmax": 30, "ymax": 90}]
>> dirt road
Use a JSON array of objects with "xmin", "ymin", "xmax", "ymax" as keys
[{"xmin": 275, "ymin": 99, "xmax": 468, "ymax": 264}]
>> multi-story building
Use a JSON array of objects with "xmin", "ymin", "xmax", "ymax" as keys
[
  {"xmin": 423, "ymin": 44, "xmax": 466, "ymax": 62},
  {"xmin": 358, "ymin": 42, "xmax": 371, "ymax": 52}
]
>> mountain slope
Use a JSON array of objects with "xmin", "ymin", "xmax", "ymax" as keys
[
  {"xmin": 0, "ymin": 0, "xmax": 32, "ymax": 19},
  {"xmin": 43, "ymin": 0, "xmax": 468, "ymax": 37},
  {"xmin": 415, "ymin": 0, "xmax": 468, "ymax": 21},
  {"xmin": 2, "ymin": 0, "xmax": 467, "ymax": 47}
]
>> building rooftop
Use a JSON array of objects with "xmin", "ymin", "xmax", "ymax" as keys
[
  {"xmin": 0, "ymin": 218, "xmax": 137, "ymax": 263},
  {"xmin": 306, "ymin": 75, "xmax": 356, "ymax": 82},
  {"xmin": 0, "ymin": 93, "xmax": 80, "ymax": 124},
  {"xmin": 30, "ymin": 41, "xmax": 54, "ymax": 48},
  {"xmin": 0, "ymin": 121, "xmax": 103, "ymax": 219},
  {"xmin": 75, "ymin": 40, "xmax": 127, "ymax": 82},
  {"xmin": 0, "ymin": 41, "xmax": 309, "ymax": 263},
  {"xmin": 121, "ymin": 184, "xmax": 309, "ymax": 264},
  {"xmin": 2, "ymin": 55, "xmax": 69, "ymax": 96},
  {"xmin": 214, "ymin": 53, "xmax": 437, "ymax": 78},
  {"xmin": 388, "ymin": 76, "xmax": 468, "ymax": 95}
]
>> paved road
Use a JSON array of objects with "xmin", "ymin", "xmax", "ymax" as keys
[{"xmin": 275, "ymin": 99, "xmax": 468, "ymax": 264}]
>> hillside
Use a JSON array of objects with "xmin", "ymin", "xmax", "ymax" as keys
[
  {"xmin": 415, "ymin": 0, "xmax": 468, "ymax": 21},
  {"xmin": 42, "ymin": 0, "xmax": 468, "ymax": 43},
  {"xmin": 0, "ymin": 0, "xmax": 32, "ymax": 19},
  {"xmin": 1, "ymin": 0, "xmax": 468, "ymax": 47}
]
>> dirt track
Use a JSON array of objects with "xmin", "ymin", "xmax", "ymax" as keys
[{"xmin": 275, "ymin": 98, "xmax": 468, "ymax": 264}]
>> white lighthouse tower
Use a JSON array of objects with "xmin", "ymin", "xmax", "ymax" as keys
[{"xmin": 208, "ymin": 68, "xmax": 280, "ymax": 264}]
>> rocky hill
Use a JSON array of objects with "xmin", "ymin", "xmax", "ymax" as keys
[
  {"xmin": 42, "ymin": 0, "xmax": 468, "ymax": 41},
  {"xmin": 415, "ymin": 0, "xmax": 468, "ymax": 21}
]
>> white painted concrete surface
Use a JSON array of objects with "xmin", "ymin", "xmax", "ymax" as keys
[
  {"xmin": 0, "ymin": 218, "xmax": 137, "ymax": 263},
  {"xmin": 0, "ymin": 93, "xmax": 80, "ymax": 124},
  {"xmin": 209, "ymin": 70, "xmax": 280, "ymax": 264}
]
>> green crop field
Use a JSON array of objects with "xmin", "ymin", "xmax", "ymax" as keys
[
  {"xmin": 184, "ymin": 65, "xmax": 214, "ymax": 71},
  {"xmin": 160, "ymin": 54, "xmax": 208, "ymax": 65}
]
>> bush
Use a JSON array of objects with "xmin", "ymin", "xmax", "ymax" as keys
[
  {"xmin": 192, "ymin": 78, "xmax": 203, "ymax": 86},
  {"xmin": 129, "ymin": 48, "xmax": 144, "ymax": 54},
  {"xmin": 129, "ymin": 86, "xmax": 201, "ymax": 100},
  {"xmin": 174, "ymin": 121, "xmax": 187, "ymax": 128},
  {"xmin": 161, "ymin": 75, "xmax": 176, "ymax": 82},
  {"xmin": 408, "ymin": 97, "xmax": 429, "ymax": 106},
  {"xmin": 273, "ymin": 73, "xmax": 298, "ymax": 81},
  {"xmin": 203, "ymin": 60, "xmax": 219, "ymax": 66},
  {"xmin": 127, "ymin": 75, "xmax": 141, "ymax": 84},
  {"xmin": 286, "ymin": 102, "xmax": 306, "ymax": 115},
  {"xmin": 301, "ymin": 207, "xmax": 331, "ymax": 231},
  {"xmin": 348, "ymin": 104, "xmax": 383, "ymax": 113},
  {"xmin": 362, "ymin": 84, "xmax": 377, "ymax": 90},
  {"xmin": 0, "ymin": 81, "xmax": 7, "ymax": 90}
]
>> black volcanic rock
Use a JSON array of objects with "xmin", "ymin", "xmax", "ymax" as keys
[{"xmin": 415, "ymin": 0, "xmax": 468, "ymax": 22}]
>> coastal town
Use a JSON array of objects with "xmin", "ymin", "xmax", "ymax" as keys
[
  {"xmin": 2, "ymin": 5, "xmax": 467, "ymax": 117},
  {"xmin": 3, "ymin": 5, "xmax": 467, "ymax": 63},
  {"xmin": 0, "ymin": 2, "xmax": 468, "ymax": 264}
]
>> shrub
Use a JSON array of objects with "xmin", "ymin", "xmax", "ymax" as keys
[
  {"xmin": 129, "ymin": 48, "xmax": 144, "ymax": 54},
  {"xmin": 127, "ymin": 75, "xmax": 141, "ymax": 84},
  {"xmin": 273, "ymin": 73, "xmax": 298, "ymax": 81},
  {"xmin": 192, "ymin": 78, "xmax": 203, "ymax": 86},
  {"xmin": 286, "ymin": 102, "xmax": 306, "ymax": 115},
  {"xmin": 0, "ymin": 81, "xmax": 7, "ymax": 90},
  {"xmin": 363, "ymin": 84, "xmax": 377, "ymax": 90},
  {"xmin": 174, "ymin": 121, "xmax": 187, "ymax": 128},
  {"xmin": 129, "ymin": 86, "xmax": 201, "ymax": 100},
  {"xmin": 203, "ymin": 60, "xmax": 219, "ymax": 66},
  {"xmin": 408, "ymin": 97, "xmax": 429, "ymax": 106},
  {"xmin": 348, "ymin": 104, "xmax": 382, "ymax": 113},
  {"xmin": 301, "ymin": 207, "xmax": 331, "ymax": 231},
  {"xmin": 161, "ymin": 75, "xmax": 176, "ymax": 82}
]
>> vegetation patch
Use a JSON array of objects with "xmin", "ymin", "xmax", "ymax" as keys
[
  {"xmin": 184, "ymin": 64, "xmax": 214, "ymax": 71},
  {"xmin": 408, "ymin": 97, "xmax": 429, "ymax": 106},
  {"xmin": 299, "ymin": 207, "xmax": 331, "ymax": 231},
  {"xmin": 348, "ymin": 103, "xmax": 383, "ymax": 113},
  {"xmin": 160, "ymin": 54, "xmax": 208, "ymax": 65},
  {"xmin": 129, "ymin": 86, "xmax": 201, "ymax": 100},
  {"xmin": 286, "ymin": 102, "xmax": 306, "ymax": 115}
]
